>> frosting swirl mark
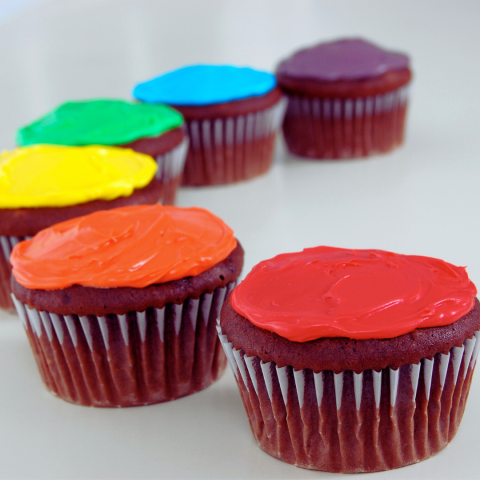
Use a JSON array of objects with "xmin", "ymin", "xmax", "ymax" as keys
[{"xmin": 11, "ymin": 204, "xmax": 237, "ymax": 290}]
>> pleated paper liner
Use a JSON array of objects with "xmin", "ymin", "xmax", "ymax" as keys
[
  {"xmin": 282, "ymin": 85, "xmax": 409, "ymax": 159},
  {"xmin": 0, "ymin": 235, "xmax": 28, "ymax": 312},
  {"xmin": 154, "ymin": 136, "xmax": 189, "ymax": 204},
  {"xmin": 182, "ymin": 97, "xmax": 287, "ymax": 186},
  {"xmin": 217, "ymin": 324, "xmax": 480, "ymax": 473},
  {"xmin": 11, "ymin": 282, "xmax": 235, "ymax": 407}
]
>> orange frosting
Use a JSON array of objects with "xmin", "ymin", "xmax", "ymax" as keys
[{"xmin": 11, "ymin": 204, "xmax": 237, "ymax": 290}]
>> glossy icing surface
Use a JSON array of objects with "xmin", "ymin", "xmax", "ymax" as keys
[
  {"xmin": 16, "ymin": 99, "xmax": 184, "ymax": 146},
  {"xmin": 231, "ymin": 246, "xmax": 477, "ymax": 341},
  {"xmin": 277, "ymin": 38, "xmax": 409, "ymax": 82},
  {"xmin": 0, "ymin": 145, "xmax": 157, "ymax": 208},
  {"xmin": 133, "ymin": 65, "xmax": 276, "ymax": 106},
  {"xmin": 11, "ymin": 204, "xmax": 237, "ymax": 290}
]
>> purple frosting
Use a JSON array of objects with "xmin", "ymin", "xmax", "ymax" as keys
[{"xmin": 277, "ymin": 38, "xmax": 409, "ymax": 82}]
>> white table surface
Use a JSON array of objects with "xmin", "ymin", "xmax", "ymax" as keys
[{"xmin": 1, "ymin": 1, "xmax": 480, "ymax": 478}]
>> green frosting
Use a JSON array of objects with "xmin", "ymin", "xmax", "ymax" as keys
[{"xmin": 16, "ymin": 99, "xmax": 184, "ymax": 146}]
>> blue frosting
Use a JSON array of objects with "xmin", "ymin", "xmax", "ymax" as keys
[{"xmin": 133, "ymin": 65, "xmax": 276, "ymax": 106}]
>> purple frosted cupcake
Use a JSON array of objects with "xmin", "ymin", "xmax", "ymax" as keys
[{"xmin": 276, "ymin": 39, "xmax": 412, "ymax": 159}]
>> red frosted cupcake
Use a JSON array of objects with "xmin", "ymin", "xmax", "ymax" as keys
[
  {"xmin": 0, "ymin": 145, "xmax": 160, "ymax": 312},
  {"xmin": 218, "ymin": 246, "xmax": 479, "ymax": 473},
  {"xmin": 10, "ymin": 204, "xmax": 243, "ymax": 407},
  {"xmin": 276, "ymin": 39, "xmax": 412, "ymax": 159},
  {"xmin": 133, "ymin": 65, "xmax": 287, "ymax": 186}
]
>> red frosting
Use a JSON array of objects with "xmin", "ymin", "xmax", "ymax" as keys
[{"xmin": 230, "ymin": 247, "xmax": 477, "ymax": 342}]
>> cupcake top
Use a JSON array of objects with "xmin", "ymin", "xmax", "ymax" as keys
[
  {"xmin": 11, "ymin": 204, "xmax": 237, "ymax": 290},
  {"xmin": 133, "ymin": 65, "xmax": 277, "ymax": 106},
  {"xmin": 0, "ymin": 145, "xmax": 157, "ymax": 209},
  {"xmin": 16, "ymin": 99, "xmax": 184, "ymax": 147},
  {"xmin": 231, "ymin": 246, "xmax": 477, "ymax": 341},
  {"xmin": 277, "ymin": 38, "xmax": 409, "ymax": 82}
]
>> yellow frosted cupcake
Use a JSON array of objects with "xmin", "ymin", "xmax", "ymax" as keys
[{"xmin": 0, "ymin": 144, "xmax": 159, "ymax": 312}]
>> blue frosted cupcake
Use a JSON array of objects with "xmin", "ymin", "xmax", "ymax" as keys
[{"xmin": 133, "ymin": 65, "xmax": 287, "ymax": 186}]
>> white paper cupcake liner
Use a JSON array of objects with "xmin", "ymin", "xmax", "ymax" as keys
[
  {"xmin": 182, "ymin": 97, "xmax": 287, "ymax": 185},
  {"xmin": 153, "ymin": 136, "xmax": 189, "ymax": 204},
  {"xmin": 12, "ymin": 281, "xmax": 235, "ymax": 407},
  {"xmin": 155, "ymin": 136, "xmax": 189, "ymax": 182},
  {"xmin": 217, "ymin": 324, "xmax": 480, "ymax": 473},
  {"xmin": 282, "ymin": 85, "xmax": 409, "ymax": 159},
  {"xmin": 0, "ymin": 235, "xmax": 29, "ymax": 312}
]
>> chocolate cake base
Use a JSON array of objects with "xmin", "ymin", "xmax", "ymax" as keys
[
  {"xmin": 281, "ymin": 87, "xmax": 408, "ymax": 159},
  {"xmin": 173, "ymin": 89, "xmax": 286, "ymax": 186},
  {"xmin": 0, "ymin": 178, "xmax": 163, "ymax": 238},
  {"xmin": 11, "ymin": 244, "xmax": 244, "ymax": 406},
  {"xmin": 276, "ymin": 68, "xmax": 412, "ymax": 99},
  {"xmin": 218, "ymin": 299, "xmax": 480, "ymax": 472},
  {"xmin": 121, "ymin": 127, "xmax": 184, "ymax": 158},
  {"xmin": 14, "ymin": 284, "xmax": 233, "ymax": 407}
]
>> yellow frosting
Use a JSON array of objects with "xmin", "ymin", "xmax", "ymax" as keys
[{"xmin": 0, "ymin": 145, "xmax": 157, "ymax": 208}]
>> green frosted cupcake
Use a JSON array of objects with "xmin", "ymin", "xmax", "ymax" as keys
[{"xmin": 17, "ymin": 99, "xmax": 188, "ymax": 205}]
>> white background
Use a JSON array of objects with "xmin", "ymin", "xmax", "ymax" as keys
[{"xmin": 1, "ymin": 1, "xmax": 480, "ymax": 478}]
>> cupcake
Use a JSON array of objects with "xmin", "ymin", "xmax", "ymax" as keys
[
  {"xmin": 0, "ymin": 144, "xmax": 160, "ymax": 312},
  {"xmin": 218, "ymin": 246, "xmax": 479, "ymax": 473},
  {"xmin": 10, "ymin": 204, "xmax": 244, "ymax": 407},
  {"xmin": 16, "ymin": 99, "xmax": 188, "ymax": 205},
  {"xmin": 133, "ymin": 65, "xmax": 287, "ymax": 186},
  {"xmin": 276, "ymin": 39, "xmax": 412, "ymax": 159}
]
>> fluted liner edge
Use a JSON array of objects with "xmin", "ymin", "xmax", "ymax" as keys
[
  {"xmin": 217, "ymin": 324, "xmax": 479, "ymax": 473},
  {"xmin": 12, "ymin": 282, "xmax": 235, "ymax": 407}
]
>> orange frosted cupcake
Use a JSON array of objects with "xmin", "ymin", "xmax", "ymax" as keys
[{"xmin": 11, "ymin": 204, "xmax": 243, "ymax": 407}]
